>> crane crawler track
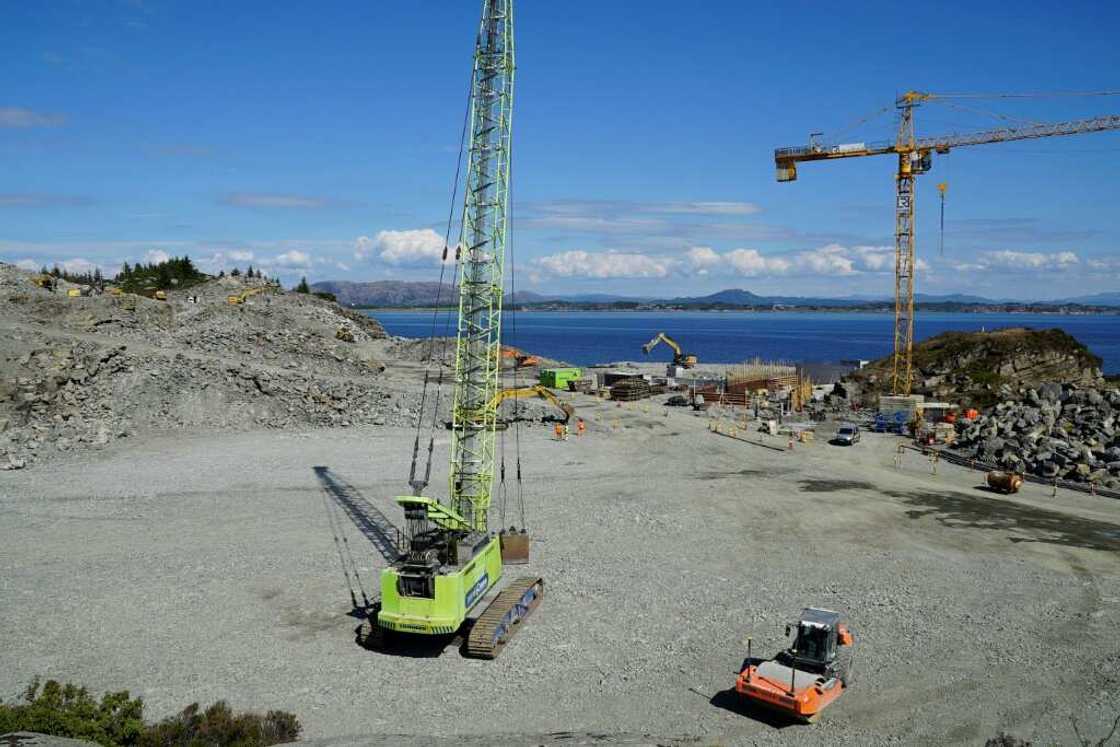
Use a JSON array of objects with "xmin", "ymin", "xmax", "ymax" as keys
[{"xmin": 465, "ymin": 576, "xmax": 544, "ymax": 659}]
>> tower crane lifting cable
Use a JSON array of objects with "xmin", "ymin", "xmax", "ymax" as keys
[{"xmin": 773, "ymin": 90, "xmax": 1120, "ymax": 395}]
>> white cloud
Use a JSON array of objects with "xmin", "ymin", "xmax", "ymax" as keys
[
  {"xmin": 222, "ymin": 193, "xmax": 328, "ymax": 209},
  {"xmin": 1087, "ymin": 257, "xmax": 1120, "ymax": 274},
  {"xmin": 723, "ymin": 248, "xmax": 793, "ymax": 276},
  {"xmin": 685, "ymin": 243, "xmax": 897, "ymax": 278},
  {"xmin": 651, "ymin": 201, "xmax": 762, "ymax": 216},
  {"xmin": 60, "ymin": 258, "xmax": 101, "ymax": 275},
  {"xmin": 793, "ymin": 244, "xmax": 855, "ymax": 276},
  {"xmin": 373, "ymin": 229, "xmax": 447, "ymax": 267},
  {"xmin": 144, "ymin": 249, "xmax": 170, "ymax": 265},
  {"xmin": 228, "ymin": 249, "xmax": 254, "ymax": 262},
  {"xmin": 14, "ymin": 258, "xmax": 39, "ymax": 271},
  {"xmin": 537, "ymin": 243, "xmax": 922, "ymax": 282},
  {"xmin": 536, "ymin": 250, "xmax": 673, "ymax": 279},
  {"xmin": 685, "ymin": 246, "xmax": 721, "ymax": 275},
  {"xmin": 0, "ymin": 107, "xmax": 65, "ymax": 128},
  {"xmin": 273, "ymin": 250, "xmax": 313, "ymax": 268},
  {"xmin": 354, "ymin": 235, "xmax": 375, "ymax": 260},
  {"xmin": 960, "ymin": 250, "xmax": 1081, "ymax": 272}
]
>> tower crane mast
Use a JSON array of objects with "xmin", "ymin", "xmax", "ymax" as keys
[{"xmin": 775, "ymin": 91, "xmax": 1120, "ymax": 394}]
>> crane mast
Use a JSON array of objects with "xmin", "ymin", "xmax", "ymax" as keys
[
  {"xmin": 451, "ymin": 0, "xmax": 515, "ymax": 533},
  {"xmin": 372, "ymin": 0, "xmax": 543, "ymax": 658},
  {"xmin": 775, "ymin": 91, "xmax": 1120, "ymax": 394}
]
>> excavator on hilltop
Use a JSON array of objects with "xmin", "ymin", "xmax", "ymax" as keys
[{"xmin": 642, "ymin": 332, "xmax": 697, "ymax": 368}]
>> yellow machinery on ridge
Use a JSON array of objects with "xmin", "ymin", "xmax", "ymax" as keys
[{"xmin": 775, "ymin": 91, "xmax": 1120, "ymax": 394}]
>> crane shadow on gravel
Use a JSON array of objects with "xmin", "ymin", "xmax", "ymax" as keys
[
  {"xmin": 313, "ymin": 466, "xmax": 459, "ymax": 658},
  {"xmin": 313, "ymin": 466, "xmax": 406, "ymax": 564}
]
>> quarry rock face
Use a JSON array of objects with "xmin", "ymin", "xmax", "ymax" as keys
[{"xmin": 0, "ymin": 264, "xmax": 409, "ymax": 470}]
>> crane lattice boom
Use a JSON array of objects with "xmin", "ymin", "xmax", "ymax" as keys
[{"xmin": 451, "ymin": 0, "xmax": 515, "ymax": 533}]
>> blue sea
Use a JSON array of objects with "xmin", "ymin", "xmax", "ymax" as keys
[{"xmin": 369, "ymin": 310, "xmax": 1120, "ymax": 374}]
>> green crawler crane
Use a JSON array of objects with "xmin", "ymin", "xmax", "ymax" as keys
[{"xmin": 374, "ymin": 0, "xmax": 542, "ymax": 659}]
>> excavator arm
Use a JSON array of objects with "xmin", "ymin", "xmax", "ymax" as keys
[
  {"xmin": 642, "ymin": 332, "xmax": 683, "ymax": 357},
  {"xmin": 642, "ymin": 332, "xmax": 697, "ymax": 368},
  {"xmin": 489, "ymin": 385, "xmax": 574, "ymax": 424}
]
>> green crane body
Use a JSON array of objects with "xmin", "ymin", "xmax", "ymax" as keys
[{"xmin": 377, "ymin": 0, "xmax": 515, "ymax": 636}]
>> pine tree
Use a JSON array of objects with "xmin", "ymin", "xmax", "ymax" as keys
[
  {"xmin": 231, "ymin": 267, "xmax": 241, "ymax": 277},
  {"xmin": 246, "ymin": 265, "xmax": 255, "ymax": 279},
  {"xmin": 51, "ymin": 265, "xmax": 61, "ymax": 278},
  {"xmin": 296, "ymin": 277, "xmax": 310, "ymax": 294},
  {"xmin": 218, "ymin": 269, "xmax": 225, "ymax": 278}
]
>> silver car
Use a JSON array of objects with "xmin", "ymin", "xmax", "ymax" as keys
[{"xmin": 834, "ymin": 423, "xmax": 860, "ymax": 445}]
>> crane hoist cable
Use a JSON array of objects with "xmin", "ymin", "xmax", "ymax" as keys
[
  {"xmin": 407, "ymin": 42, "xmax": 477, "ymax": 498},
  {"xmin": 507, "ymin": 135, "xmax": 527, "ymax": 530}
]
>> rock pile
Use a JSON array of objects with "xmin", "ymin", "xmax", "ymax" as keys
[
  {"xmin": 0, "ymin": 329, "xmax": 424, "ymax": 470},
  {"xmin": 952, "ymin": 382, "xmax": 1120, "ymax": 489},
  {"xmin": 0, "ymin": 264, "xmax": 412, "ymax": 470}
]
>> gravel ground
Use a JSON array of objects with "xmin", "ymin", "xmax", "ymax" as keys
[{"xmin": 3, "ymin": 397, "xmax": 1120, "ymax": 746}]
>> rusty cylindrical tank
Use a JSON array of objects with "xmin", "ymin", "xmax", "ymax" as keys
[{"xmin": 986, "ymin": 470, "xmax": 1024, "ymax": 494}]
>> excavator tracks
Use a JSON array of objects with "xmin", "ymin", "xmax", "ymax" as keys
[{"xmin": 465, "ymin": 576, "xmax": 544, "ymax": 659}]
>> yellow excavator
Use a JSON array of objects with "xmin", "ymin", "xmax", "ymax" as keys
[
  {"xmin": 227, "ymin": 286, "xmax": 266, "ymax": 305},
  {"xmin": 642, "ymin": 332, "xmax": 697, "ymax": 368},
  {"xmin": 490, "ymin": 385, "xmax": 574, "ymax": 425}
]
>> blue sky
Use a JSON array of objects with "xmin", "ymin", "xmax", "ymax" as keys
[{"xmin": 2, "ymin": 0, "xmax": 1119, "ymax": 299}]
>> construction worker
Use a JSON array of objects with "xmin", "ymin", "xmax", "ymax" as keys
[
  {"xmin": 576, "ymin": 418, "xmax": 585, "ymax": 437},
  {"xmin": 554, "ymin": 422, "xmax": 564, "ymax": 441}
]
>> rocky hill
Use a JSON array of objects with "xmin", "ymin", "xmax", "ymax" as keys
[
  {"xmin": 0, "ymin": 263, "xmax": 424, "ymax": 471},
  {"xmin": 310, "ymin": 280, "xmax": 446, "ymax": 307},
  {"xmin": 842, "ymin": 327, "xmax": 1103, "ymax": 407}
]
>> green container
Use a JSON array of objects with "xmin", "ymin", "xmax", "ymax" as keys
[{"xmin": 539, "ymin": 367, "xmax": 582, "ymax": 389}]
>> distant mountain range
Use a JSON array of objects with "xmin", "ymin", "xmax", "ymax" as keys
[{"xmin": 311, "ymin": 280, "xmax": 1120, "ymax": 309}]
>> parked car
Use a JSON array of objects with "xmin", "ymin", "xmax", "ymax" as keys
[{"xmin": 833, "ymin": 423, "xmax": 861, "ymax": 445}]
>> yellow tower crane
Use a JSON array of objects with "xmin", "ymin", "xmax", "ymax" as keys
[{"xmin": 775, "ymin": 91, "xmax": 1120, "ymax": 395}]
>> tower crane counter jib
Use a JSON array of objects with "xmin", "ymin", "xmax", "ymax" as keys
[{"xmin": 774, "ymin": 91, "xmax": 1120, "ymax": 395}]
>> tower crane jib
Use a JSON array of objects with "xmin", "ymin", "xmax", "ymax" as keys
[{"xmin": 774, "ymin": 92, "xmax": 1120, "ymax": 394}]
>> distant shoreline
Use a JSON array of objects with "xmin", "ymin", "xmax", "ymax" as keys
[{"xmin": 357, "ymin": 305, "xmax": 1120, "ymax": 315}]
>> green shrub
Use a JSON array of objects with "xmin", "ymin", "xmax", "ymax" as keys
[
  {"xmin": 0, "ymin": 679, "xmax": 144, "ymax": 745},
  {"xmin": 0, "ymin": 679, "xmax": 300, "ymax": 747},
  {"xmin": 140, "ymin": 700, "xmax": 301, "ymax": 746}
]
